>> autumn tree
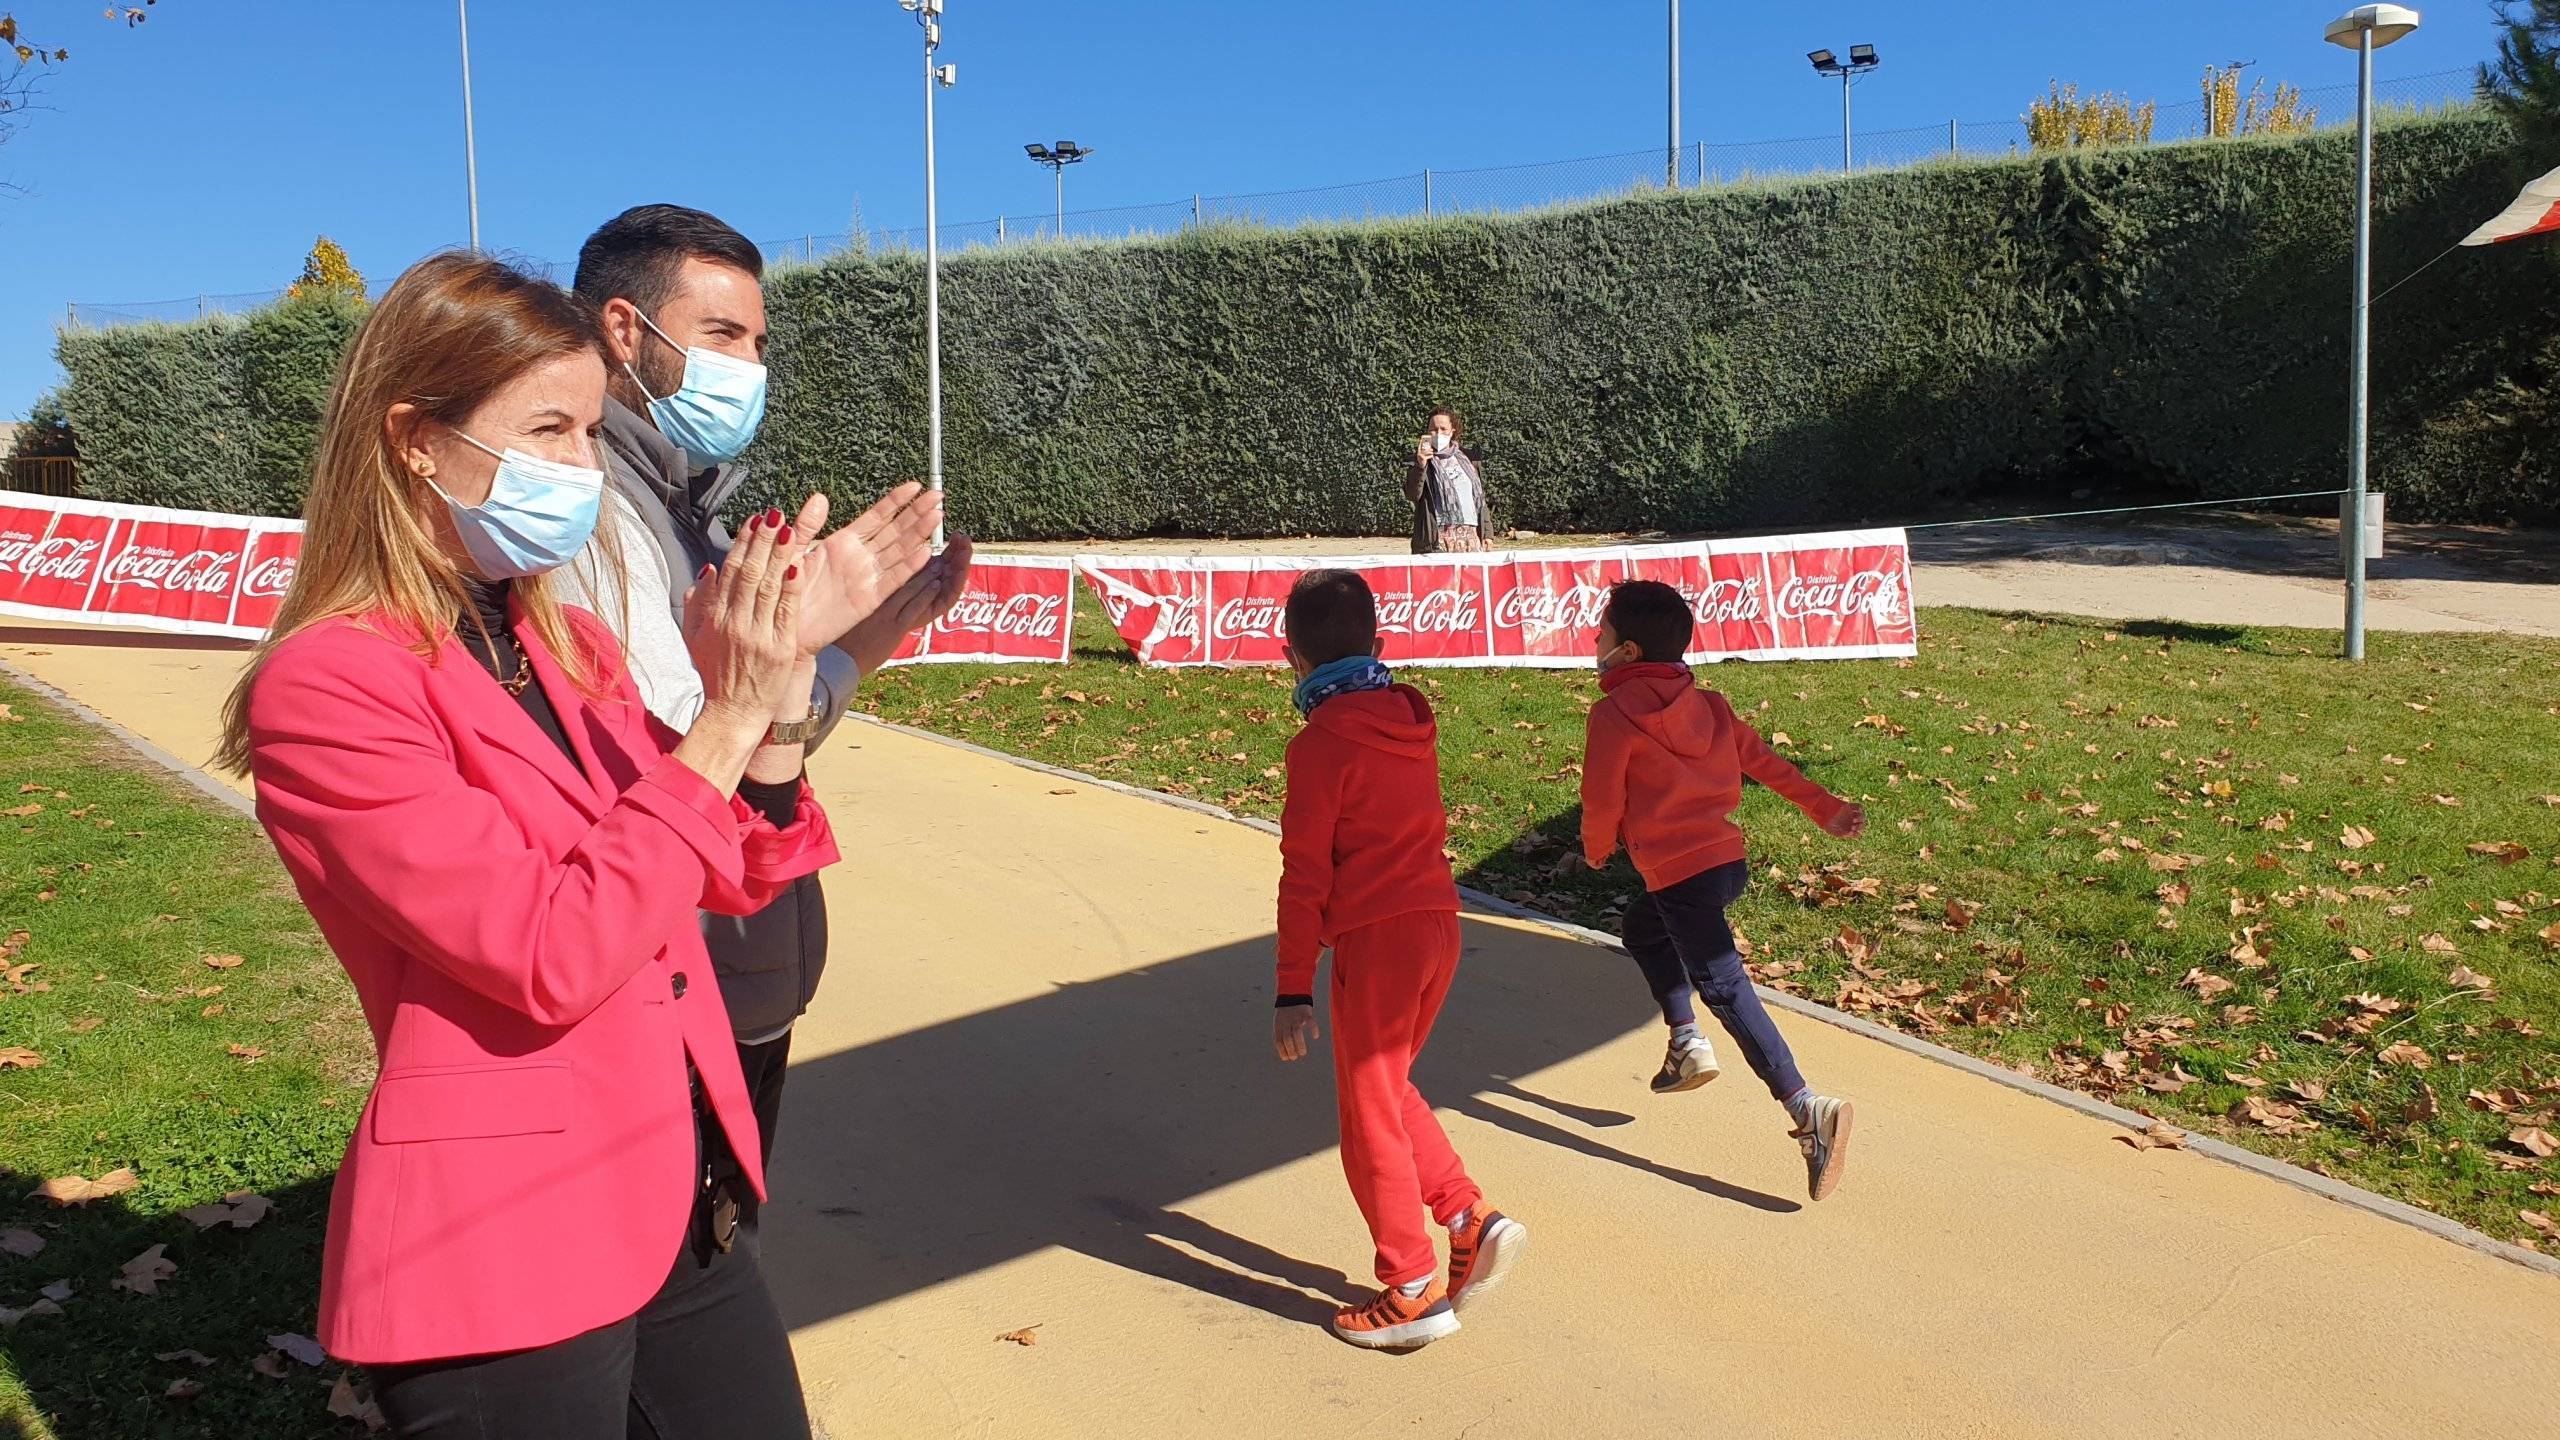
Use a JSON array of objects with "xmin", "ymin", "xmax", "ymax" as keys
[
  {"xmin": 287, "ymin": 236, "xmax": 366, "ymax": 301},
  {"xmin": 2025, "ymin": 81, "xmax": 2157, "ymax": 151},
  {"xmin": 2202, "ymin": 65, "xmax": 2318, "ymax": 138},
  {"xmin": 2, "ymin": 6, "xmax": 157, "ymax": 156},
  {"xmin": 2481, "ymin": 0, "xmax": 2560, "ymax": 157}
]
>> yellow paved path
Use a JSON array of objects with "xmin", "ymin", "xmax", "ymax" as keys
[{"xmin": 5, "ymin": 621, "xmax": 2556, "ymax": 1440}]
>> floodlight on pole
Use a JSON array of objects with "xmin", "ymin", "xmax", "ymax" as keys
[
  {"xmin": 900, "ymin": 0, "xmax": 954, "ymax": 548},
  {"xmin": 1808, "ymin": 43, "xmax": 1880, "ymax": 171},
  {"xmin": 1025, "ymin": 141, "xmax": 1094, "ymax": 236},
  {"xmin": 2324, "ymin": 3, "xmax": 2420, "ymax": 662}
]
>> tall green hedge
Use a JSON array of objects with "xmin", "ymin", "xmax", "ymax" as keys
[
  {"xmin": 54, "ymin": 112, "xmax": 2560, "ymax": 532},
  {"xmin": 55, "ymin": 294, "xmax": 362, "ymax": 516}
]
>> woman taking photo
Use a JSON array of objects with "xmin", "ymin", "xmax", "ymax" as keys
[
  {"xmin": 216, "ymin": 253, "xmax": 835, "ymax": 1438},
  {"xmin": 1402, "ymin": 405, "xmax": 1494, "ymax": 554}
]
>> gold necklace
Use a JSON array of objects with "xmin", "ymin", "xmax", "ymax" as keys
[{"xmin": 496, "ymin": 650, "xmax": 534, "ymax": 697}]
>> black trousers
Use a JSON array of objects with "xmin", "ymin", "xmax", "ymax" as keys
[
  {"xmin": 734, "ymin": 1028, "xmax": 793, "ymax": 1230},
  {"xmin": 370, "ymin": 1075, "xmax": 810, "ymax": 1440}
]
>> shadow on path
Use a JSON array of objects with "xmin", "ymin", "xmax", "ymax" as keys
[{"xmin": 759, "ymin": 919, "xmax": 1787, "ymax": 1332}]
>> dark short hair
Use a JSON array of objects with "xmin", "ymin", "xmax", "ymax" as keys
[
  {"xmin": 1605, "ymin": 579, "xmax": 1693, "ymax": 663},
  {"xmin": 573, "ymin": 204, "xmax": 764, "ymax": 318},
  {"xmin": 1429, "ymin": 406, "xmax": 1461, "ymax": 434},
  {"xmin": 1285, "ymin": 569, "xmax": 1378, "ymax": 667}
]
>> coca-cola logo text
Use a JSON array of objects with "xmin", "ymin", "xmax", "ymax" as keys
[
  {"xmin": 1492, "ymin": 579, "xmax": 1610, "ymax": 635},
  {"xmin": 1773, "ymin": 566, "xmax": 1906, "ymax": 624},
  {"xmin": 1374, "ymin": 585, "xmax": 1480, "ymax": 636},
  {"xmin": 241, "ymin": 554, "xmax": 297, "ymax": 598},
  {"xmin": 0, "ymin": 534, "xmax": 101, "ymax": 583},
  {"xmin": 936, "ymin": 589, "xmax": 1065, "ymax": 639},
  {"xmin": 1688, "ymin": 574, "xmax": 1764, "ymax": 627},
  {"xmin": 1212, "ymin": 594, "xmax": 1288, "ymax": 641},
  {"xmin": 100, "ymin": 544, "xmax": 239, "ymax": 595}
]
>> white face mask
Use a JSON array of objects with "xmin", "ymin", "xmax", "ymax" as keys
[
  {"xmin": 430, "ymin": 431, "xmax": 606, "ymax": 580},
  {"xmin": 1431, "ymin": 432, "xmax": 1452, "ymax": 453}
]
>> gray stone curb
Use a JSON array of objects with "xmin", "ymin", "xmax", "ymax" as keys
[
  {"xmin": 847, "ymin": 712, "xmax": 2560, "ymax": 1281},
  {"xmin": 0, "ymin": 654, "xmax": 256, "ymax": 820}
]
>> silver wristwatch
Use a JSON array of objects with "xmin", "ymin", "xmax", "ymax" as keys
[{"xmin": 765, "ymin": 703, "xmax": 827, "ymax": 746}]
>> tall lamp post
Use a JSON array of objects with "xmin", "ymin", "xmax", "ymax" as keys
[
  {"xmin": 1807, "ymin": 45, "xmax": 1881, "ymax": 172},
  {"xmin": 1667, "ymin": 0, "xmax": 1680, "ymax": 188},
  {"xmin": 1025, "ymin": 142, "xmax": 1095, "ymax": 236},
  {"xmin": 2325, "ymin": 3, "xmax": 2420, "ymax": 662},
  {"xmin": 457, "ymin": 0, "xmax": 480, "ymax": 250},
  {"xmin": 901, "ymin": 0, "xmax": 958, "ymax": 546}
]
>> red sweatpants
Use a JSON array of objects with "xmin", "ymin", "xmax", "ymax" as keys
[{"xmin": 1328, "ymin": 909, "xmax": 1482, "ymax": 1286}]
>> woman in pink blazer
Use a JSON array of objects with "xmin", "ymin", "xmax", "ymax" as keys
[{"xmin": 217, "ymin": 253, "xmax": 837, "ymax": 1438}]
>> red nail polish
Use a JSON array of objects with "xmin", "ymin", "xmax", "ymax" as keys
[
  {"xmin": 786, "ymin": 564, "xmax": 800, "ymax": 580},
  {"xmin": 766, "ymin": 507, "xmax": 783, "ymax": 528},
  {"xmin": 778, "ymin": 525, "xmax": 793, "ymax": 545}
]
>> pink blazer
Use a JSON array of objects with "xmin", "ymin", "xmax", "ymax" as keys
[{"xmin": 245, "ymin": 602, "xmax": 838, "ymax": 1366}]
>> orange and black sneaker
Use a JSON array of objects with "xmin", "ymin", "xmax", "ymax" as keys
[
  {"xmin": 1446, "ymin": 1207, "xmax": 1528, "ymax": 1312},
  {"xmin": 1330, "ymin": 1278, "xmax": 1460, "ymax": 1350}
]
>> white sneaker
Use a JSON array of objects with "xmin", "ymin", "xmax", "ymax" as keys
[
  {"xmin": 1791, "ymin": 1095, "xmax": 1855, "ymax": 1201},
  {"xmin": 1650, "ymin": 1033, "xmax": 1721, "ymax": 1093}
]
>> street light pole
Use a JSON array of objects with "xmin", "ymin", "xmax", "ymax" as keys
[
  {"xmin": 457, "ymin": 0, "xmax": 480, "ymax": 251},
  {"xmin": 904, "ymin": 0, "xmax": 955, "ymax": 547},
  {"xmin": 1841, "ymin": 66, "xmax": 1852, "ymax": 171},
  {"xmin": 2325, "ymin": 4, "xmax": 2421, "ymax": 661},
  {"xmin": 1667, "ymin": 0, "xmax": 1680, "ymax": 188}
]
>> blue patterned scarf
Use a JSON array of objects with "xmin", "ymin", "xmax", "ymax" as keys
[{"xmin": 1292, "ymin": 656, "xmax": 1393, "ymax": 717}]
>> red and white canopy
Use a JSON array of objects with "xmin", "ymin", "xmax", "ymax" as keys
[{"xmin": 2462, "ymin": 165, "xmax": 2560, "ymax": 247}]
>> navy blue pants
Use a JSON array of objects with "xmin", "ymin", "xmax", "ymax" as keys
[{"xmin": 1621, "ymin": 860, "xmax": 1807, "ymax": 1103}]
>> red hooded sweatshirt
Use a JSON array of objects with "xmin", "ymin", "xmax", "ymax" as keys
[
  {"xmin": 1275, "ymin": 685, "xmax": 1460, "ymax": 997},
  {"xmin": 1581, "ymin": 662, "xmax": 1851, "ymax": 892}
]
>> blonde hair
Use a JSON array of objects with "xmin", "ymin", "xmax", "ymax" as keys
[{"xmin": 216, "ymin": 253, "xmax": 620, "ymax": 774}]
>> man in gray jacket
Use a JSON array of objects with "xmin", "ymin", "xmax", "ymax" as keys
[{"xmin": 559, "ymin": 204, "xmax": 970, "ymax": 1198}]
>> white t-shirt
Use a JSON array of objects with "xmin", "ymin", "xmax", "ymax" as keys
[{"xmin": 556, "ymin": 489, "xmax": 707, "ymax": 731}]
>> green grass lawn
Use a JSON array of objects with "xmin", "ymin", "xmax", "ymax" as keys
[
  {"xmin": 0, "ymin": 678, "xmax": 370, "ymax": 1440},
  {"xmin": 856, "ymin": 601, "xmax": 2560, "ymax": 1251}
]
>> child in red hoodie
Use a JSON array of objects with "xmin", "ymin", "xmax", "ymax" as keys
[
  {"xmin": 1272, "ymin": 570, "xmax": 1527, "ymax": 1350},
  {"xmin": 1582, "ymin": 580, "xmax": 1867, "ymax": 1201}
]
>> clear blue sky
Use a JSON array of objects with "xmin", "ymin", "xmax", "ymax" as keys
[{"xmin": 0, "ymin": 0, "xmax": 2504, "ymax": 420}]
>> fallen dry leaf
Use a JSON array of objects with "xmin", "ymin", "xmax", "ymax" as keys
[
  {"xmin": 163, "ymin": 1378, "xmax": 203, "ymax": 1401},
  {"xmin": 250, "ymin": 1351, "xmax": 290, "ymax": 1379},
  {"xmin": 2467, "ymin": 840, "xmax": 2532, "ymax": 864},
  {"xmin": 2286, "ymin": 1079, "xmax": 2329, "ymax": 1103},
  {"xmin": 266, "ymin": 1332, "xmax": 326, "ymax": 1367},
  {"xmin": 328, "ymin": 1373, "xmax": 386, "ymax": 1432},
  {"xmin": 113, "ymin": 1243, "xmax": 176, "ymax": 1296},
  {"xmin": 2377, "ymin": 1040, "xmax": 2434, "ymax": 1069},
  {"xmin": 2420, "ymin": 933, "xmax": 2461, "ymax": 956},
  {"xmin": 2340, "ymin": 824, "xmax": 2377, "ymax": 850},
  {"xmin": 180, "ymin": 1191, "xmax": 274, "ymax": 1231},
  {"xmin": 0, "ymin": 1298, "xmax": 63, "ymax": 1329},
  {"xmin": 0, "ymin": 1046, "xmax": 41, "ymax": 1069},
  {"xmin": 2179, "ymin": 968, "xmax": 2236, "ymax": 1002},
  {"xmin": 0, "ymin": 1228, "xmax": 43, "ymax": 1258},
  {"xmin": 2, "ymin": 803, "xmax": 41, "ymax": 818},
  {"xmin": 996, "ymin": 1325, "xmax": 1043, "ymax": 1347},
  {"xmin": 201, "ymin": 954, "xmax": 244, "ymax": 970},
  {"xmin": 30, "ymin": 1168, "xmax": 139, "ymax": 1207},
  {"xmin": 2511, "ymin": 1127, "xmax": 2560, "ymax": 1159},
  {"xmin": 38, "ymin": 1280, "xmax": 70, "ymax": 1303},
  {"xmin": 2523, "ymin": 1210, "xmax": 2560, "ymax": 1240},
  {"xmin": 2142, "ymin": 1120, "xmax": 2187, "ymax": 1149},
  {"xmin": 225, "ymin": 1044, "xmax": 265, "ymax": 1062},
  {"xmin": 155, "ymin": 1349, "xmax": 215, "ymax": 1366},
  {"xmin": 2448, "ymin": 965, "xmax": 2496, "ymax": 994}
]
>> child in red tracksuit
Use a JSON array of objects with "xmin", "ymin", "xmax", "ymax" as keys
[
  {"xmin": 1271, "ymin": 569, "xmax": 1527, "ymax": 1351},
  {"xmin": 1582, "ymin": 580, "xmax": 1868, "ymax": 1201}
]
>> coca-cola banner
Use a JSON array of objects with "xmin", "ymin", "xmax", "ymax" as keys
[
  {"xmin": 0, "ymin": 493, "xmax": 301, "ymax": 640},
  {"xmin": 881, "ymin": 555, "xmax": 1075, "ymax": 666},
  {"xmin": 1075, "ymin": 529, "xmax": 1916, "ymax": 668}
]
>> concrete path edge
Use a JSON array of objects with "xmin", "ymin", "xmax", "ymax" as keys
[
  {"xmin": 0, "ymin": 654, "xmax": 254, "ymax": 820},
  {"xmin": 844, "ymin": 713, "xmax": 2560, "ymax": 1282}
]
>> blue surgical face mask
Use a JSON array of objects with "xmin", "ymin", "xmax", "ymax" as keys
[
  {"xmin": 631, "ymin": 310, "xmax": 768, "ymax": 470},
  {"xmin": 432, "ymin": 431, "xmax": 605, "ymax": 580}
]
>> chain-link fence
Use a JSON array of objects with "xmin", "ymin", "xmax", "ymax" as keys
[
  {"xmin": 761, "ymin": 65, "xmax": 2475, "ymax": 261},
  {"xmin": 71, "ymin": 67, "xmax": 2482, "ymax": 321}
]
